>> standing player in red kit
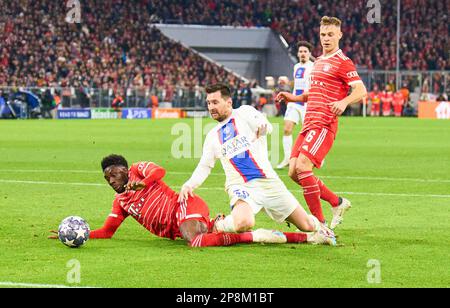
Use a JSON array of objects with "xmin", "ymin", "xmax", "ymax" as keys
[
  {"xmin": 50, "ymin": 154, "xmax": 334, "ymax": 247},
  {"xmin": 276, "ymin": 16, "xmax": 367, "ymax": 229}
]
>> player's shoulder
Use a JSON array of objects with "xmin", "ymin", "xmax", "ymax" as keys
[
  {"xmin": 237, "ymin": 105, "xmax": 258, "ymax": 113},
  {"xmin": 132, "ymin": 161, "xmax": 155, "ymax": 171}
]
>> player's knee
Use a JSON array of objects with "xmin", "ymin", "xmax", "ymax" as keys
[
  {"xmin": 296, "ymin": 156, "xmax": 312, "ymax": 173},
  {"xmin": 234, "ymin": 216, "xmax": 255, "ymax": 232},
  {"xmin": 288, "ymin": 168, "xmax": 298, "ymax": 183}
]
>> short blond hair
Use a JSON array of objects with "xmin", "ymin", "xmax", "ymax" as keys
[{"xmin": 320, "ymin": 16, "xmax": 342, "ymax": 27}]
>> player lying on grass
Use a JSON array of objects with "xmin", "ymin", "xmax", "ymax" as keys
[{"xmin": 49, "ymin": 154, "xmax": 335, "ymax": 247}]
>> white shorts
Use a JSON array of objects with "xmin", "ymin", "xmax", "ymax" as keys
[
  {"xmin": 227, "ymin": 178, "xmax": 299, "ymax": 223},
  {"xmin": 284, "ymin": 102, "xmax": 306, "ymax": 125}
]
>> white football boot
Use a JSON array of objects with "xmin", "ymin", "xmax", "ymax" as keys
[
  {"xmin": 330, "ymin": 198, "xmax": 352, "ymax": 230},
  {"xmin": 307, "ymin": 228, "xmax": 337, "ymax": 246},
  {"xmin": 252, "ymin": 229, "xmax": 287, "ymax": 244}
]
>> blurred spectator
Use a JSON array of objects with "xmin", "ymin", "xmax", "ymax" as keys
[
  {"xmin": 369, "ymin": 85, "xmax": 381, "ymax": 116},
  {"xmin": 381, "ymin": 85, "xmax": 393, "ymax": 116},
  {"xmin": 393, "ymin": 90, "xmax": 405, "ymax": 117},
  {"xmin": 41, "ymin": 89, "xmax": 55, "ymax": 119},
  {"xmin": 112, "ymin": 92, "xmax": 125, "ymax": 110}
]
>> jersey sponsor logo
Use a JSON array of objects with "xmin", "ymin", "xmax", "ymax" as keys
[
  {"xmin": 347, "ymin": 71, "xmax": 359, "ymax": 78},
  {"xmin": 221, "ymin": 135, "xmax": 252, "ymax": 159}
]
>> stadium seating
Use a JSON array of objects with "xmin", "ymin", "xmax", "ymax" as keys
[
  {"xmin": 0, "ymin": 0, "xmax": 240, "ymax": 92},
  {"xmin": 0, "ymin": 0, "xmax": 448, "ymax": 91}
]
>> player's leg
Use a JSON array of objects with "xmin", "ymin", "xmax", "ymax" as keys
[
  {"xmin": 214, "ymin": 200, "xmax": 255, "ymax": 233},
  {"xmin": 277, "ymin": 104, "xmax": 299, "ymax": 169},
  {"xmin": 259, "ymin": 179, "xmax": 336, "ymax": 245},
  {"xmin": 178, "ymin": 196, "xmax": 254, "ymax": 247}
]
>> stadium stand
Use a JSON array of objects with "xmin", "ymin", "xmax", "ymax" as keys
[{"xmin": 0, "ymin": 0, "xmax": 240, "ymax": 92}]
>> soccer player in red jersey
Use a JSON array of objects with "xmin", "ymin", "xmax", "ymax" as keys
[
  {"xmin": 392, "ymin": 90, "xmax": 405, "ymax": 117},
  {"xmin": 50, "ymin": 154, "xmax": 335, "ymax": 247},
  {"xmin": 276, "ymin": 16, "xmax": 367, "ymax": 229},
  {"xmin": 369, "ymin": 85, "xmax": 382, "ymax": 116},
  {"xmin": 380, "ymin": 85, "xmax": 393, "ymax": 116}
]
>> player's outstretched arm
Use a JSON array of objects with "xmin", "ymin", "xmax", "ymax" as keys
[
  {"xmin": 90, "ymin": 215, "xmax": 124, "ymax": 239},
  {"xmin": 276, "ymin": 91, "xmax": 308, "ymax": 104}
]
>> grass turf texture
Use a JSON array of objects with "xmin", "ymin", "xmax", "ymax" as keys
[{"xmin": 0, "ymin": 117, "xmax": 449, "ymax": 288}]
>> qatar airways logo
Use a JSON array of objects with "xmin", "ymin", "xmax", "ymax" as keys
[{"xmin": 222, "ymin": 135, "xmax": 252, "ymax": 159}]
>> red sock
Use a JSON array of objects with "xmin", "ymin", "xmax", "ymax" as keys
[
  {"xmin": 283, "ymin": 232, "xmax": 307, "ymax": 243},
  {"xmin": 298, "ymin": 171, "xmax": 326, "ymax": 223},
  {"xmin": 190, "ymin": 232, "xmax": 253, "ymax": 247},
  {"xmin": 317, "ymin": 179, "xmax": 340, "ymax": 208}
]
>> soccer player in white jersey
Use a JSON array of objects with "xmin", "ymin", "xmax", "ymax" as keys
[
  {"xmin": 178, "ymin": 83, "xmax": 336, "ymax": 245},
  {"xmin": 277, "ymin": 41, "xmax": 315, "ymax": 169}
]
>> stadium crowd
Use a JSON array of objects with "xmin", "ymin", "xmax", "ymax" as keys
[
  {"xmin": 0, "ymin": 0, "xmax": 447, "ymax": 101},
  {"xmin": 0, "ymin": 0, "xmax": 240, "ymax": 93},
  {"xmin": 147, "ymin": 0, "xmax": 448, "ymax": 71}
]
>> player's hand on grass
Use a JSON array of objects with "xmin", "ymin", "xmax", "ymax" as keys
[
  {"xmin": 330, "ymin": 100, "xmax": 348, "ymax": 115},
  {"xmin": 125, "ymin": 181, "xmax": 146, "ymax": 191},
  {"xmin": 178, "ymin": 185, "xmax": 194, "ymax": 203},
  {"xmin": 48, "ymin": 230, "xmax": 58, "ymax": 240}
]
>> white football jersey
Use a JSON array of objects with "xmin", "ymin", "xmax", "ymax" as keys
[
  {"xmin": 184, "ymin": 105, "xmax": 279, "ymax": 189},
  {"xmin": 293, "ymin": 60, "xmax": 314, "ymax": 97}
]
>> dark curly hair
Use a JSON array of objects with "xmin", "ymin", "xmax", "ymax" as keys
[{"xmin": 101, "ymin": 154, "xmax": 128, "ymax": 171}]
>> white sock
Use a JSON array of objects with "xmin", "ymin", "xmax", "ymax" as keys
[
  {"xmin": 215, "ymin": 216, "xmax": 236, "ymax": 233},
  {"xmin": 283, "ymin": 135, "xmax": 293, "ymax": 162}
]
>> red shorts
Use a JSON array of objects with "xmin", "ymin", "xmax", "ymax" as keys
[
  {"xmin": 175, "ymin": 195, "xmax": 210, "ymax": 228},
  {"xmin": 291, "ymin": 128, "xmax": 335, "ymax": 169}
]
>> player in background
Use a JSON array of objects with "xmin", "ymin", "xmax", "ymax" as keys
[
  {"xmin": 393, "ymin": 90, "xmax": 405, "ymax": 117},
  {"xmin": 277, "ymin": 41, "xmax": 315, "ymax": 169},
  {"xmin": 178, "ymin": 83, "xmax": 336, "ymax": 245},
  {"xmin": 49, "ymin": 155, "xmax": 333, "ymax": 247},
  {"xmin": 369, "ymin": 84, "xmax": 381, "ymax": 117},
  {"xmin": 276, "ymin": 16, "xmax": 367, "ymax": 229},
  {"xmin": 381, "ymin": 85, "xmax": 393, "ymax": 116}
]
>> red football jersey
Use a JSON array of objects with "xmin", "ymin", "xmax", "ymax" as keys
[
  {"xmin": 109, "ymin": 162, "xmax": 181, "ymax": 239},
  {"xmin": 380, "ymin": 91, "xmax": 393, "ymax": 103},
  {"xmin": 392, "ymin": 92, "xmax": 405, "ymax": 105},
  {"xmin": 303, "ymin": 49, "xmax": 363, "ymax": 135},
  {"xmin": 369, "ymin": 92, "xmax": 381, "ymax": 105}
]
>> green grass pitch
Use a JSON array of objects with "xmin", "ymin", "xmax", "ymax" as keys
[{"xmin": 0, "ymin": 117, "xmax": 449, "ymax": 288}]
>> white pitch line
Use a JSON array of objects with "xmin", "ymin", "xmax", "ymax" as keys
[
  {"xmin": 1, "ymin": 179, "xmax": 449, "ymax": 199},
  {"xmin": 0, "ymin": 281, "xmax": 97, "ymax": 288},
  {"xmin": 0, "ymin": 179, "xmax": 103, "ymax": 187},
  {"xmin": 1, "ymin": 169, "xmax": 450, "ymax": 184}
]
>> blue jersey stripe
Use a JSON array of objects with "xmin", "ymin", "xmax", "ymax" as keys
[{"xmin": 219, "ymin": 119, "xmax": 266, "ymax": 182}]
